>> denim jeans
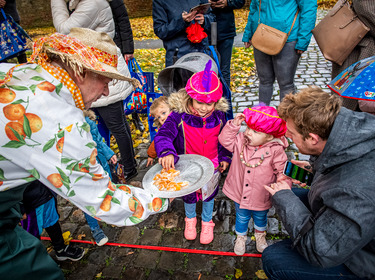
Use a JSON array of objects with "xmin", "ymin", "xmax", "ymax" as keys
[
  {"xmin": 234, "ymin": 202, "xmax": 268, "ymax": 234},
  {"xmin": 184, "ymin": 199, "xmax": 215, "ymax": 222},
  {"xmin": 254, "ymin": 41, "xmax": 301, "ymax": 105},
  {"xmin": 84, "ymin": 212, "xmax": 100, "ymax": 232},
  {"xmin": 217, "ymin": 37, "xmax": 234, "ymax": 87},
  {"xmin": 95, "ymin": 100, "xmax": 137, "ymax": 172},
  {"xmin": 262, "ymin": 239, "xmax": 366, "ymax": 280}
]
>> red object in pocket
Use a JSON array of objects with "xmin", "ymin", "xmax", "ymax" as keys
[{"xmin": 186, "ymin": 22, "xmax": 207, "ymax": 44}]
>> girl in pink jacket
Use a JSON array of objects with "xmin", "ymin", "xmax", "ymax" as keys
[{"xmin": 218, "ymin": 106, "xmax": 291, "ymax": 255}]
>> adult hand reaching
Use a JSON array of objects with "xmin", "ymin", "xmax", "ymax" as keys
[{"xmin": 264, "ymin": 180, "xmax": 291, "ymax": 196}]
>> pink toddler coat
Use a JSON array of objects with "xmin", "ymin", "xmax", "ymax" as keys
[{"xmin": 219, "ymin": 120, "xmax": 291, "ymax": 211}]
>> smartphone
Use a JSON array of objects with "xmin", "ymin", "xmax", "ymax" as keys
[{"xmin": 283, "ymin": 161, "xmax": 313, "ymax": 185}]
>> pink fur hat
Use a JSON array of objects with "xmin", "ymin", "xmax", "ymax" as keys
[
  {"xmin": 185, "ymin": 60, "xmax": 223, "ymax": 103},
  {"xmin": 243, "ymin": 106, "xmax": 287, "ymax": 138}
]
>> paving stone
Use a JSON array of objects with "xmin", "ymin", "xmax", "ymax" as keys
[
  {"xmin": 267, "ymin": 218, "xmax": 279, "ymax": 234},
  {"xmin": 61, "ymin": 222, "xmax": 78, "ymax": 236},
  {"xmin": 121, "ymin": 267, "xmax": 145, "ymax": 280},
  {"xmin": 214, "ymin": 256, "xmax": 237, "ymax": 275},
  {"xmin": 70, "ymin": 209, "xmax": 86, "ymax": 224},
  {"xmin": 187, "ymin": 254, "xmax": 214, "ymax": 273},
  {"xmin": 117, "ymin": 226, "xmax": 140, "ymax": 244},
  {"xmin": 212, "ymin": 233, "xmax": 236, "ymax": 252},
  {"xmin": 174, "ymin": 271, "xmax": 201, "ymax": 280},
  {"xmin": 59, "ymin": 205, "xmax": 73, "ymax": 222},
  {"xmin": 158, "ymin": 251, "xmax": 184, "ymax": 271},
  {"xmin": 214, "ymin": 215, "xmax": 230, "ymax": 233},
  {"xmin": 86, "ymin": 246, "xmax": 111, "ymax": 265},
  {"xmin": 161, "ymin": 231, "xmax": 184, "ymax": 247},
  {"xmin": 239, "ymin": 255, "xmax": 263, "ymax": 278},
  {"xmin": 139, "ymin": 228, "xmax": 163, "ymax": 245},
  {"xmin": 134, "ymin": 250, "xmax": 160, "ymax": 269},
  {"xmin": 147, "ymin": 270, "xmax": 173, "ymax": 280},
  {"xmin": 102, "ymin": 265, "xmax": 124, "ymax": 279},
  {"xmin": 65, "ymin": 264, "xmax": 99, "ymax": 280}
]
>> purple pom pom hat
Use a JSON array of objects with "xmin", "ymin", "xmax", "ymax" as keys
[
  {"xmin": 185, "ymin": 60, "xmax": 223, "ymax": 103},
  {"xmin": 243, "ymin": 106, "xmax": 287, "ymax": 138}
]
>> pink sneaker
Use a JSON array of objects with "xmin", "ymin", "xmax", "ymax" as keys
[
  {"xmin": 184, "ymin": 217, "xmax": 197, "ymax": 240},
  {"xmin": 200, "ymin": 220, "xmax": 215, "ymax": 244}
]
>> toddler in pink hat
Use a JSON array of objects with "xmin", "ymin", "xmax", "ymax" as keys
[
  {"xmin": 155, "ymin": 61, "xmax": 232, "ymax": 245},
  {"xmin": 218, "ymin": 105, "xmax": 291, "ymax": 255}
]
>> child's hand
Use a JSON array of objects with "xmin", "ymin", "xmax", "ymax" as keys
[
  {"xmin": 146, "ymin": 157, "xmax": 154, "ymax": 167},
  {"xmin": 158, "ymin": 154, "xmax": 175, "ymax": 171},
  {"xmin": 233, "ymin": 113, "xmax": 245, "ymax": 126},
  {"xmin": 219, "ymin": 161, "xmax": 229, "ymax": 173},
  {"xmin": 109, "ymin": 155, "xmax": 117, "ymax": 165}
]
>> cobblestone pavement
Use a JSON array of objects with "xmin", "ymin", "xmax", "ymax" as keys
[{"xmin": 46, "ymin": 10, "xmax": 330, "ymax": 280}]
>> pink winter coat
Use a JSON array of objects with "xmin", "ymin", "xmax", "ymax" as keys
[{"xmin": 219, "ymin": 120, "xmax": 291, "ymax": 211}]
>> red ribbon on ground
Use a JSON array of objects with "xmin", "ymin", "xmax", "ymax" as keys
[{"xmin": 40, "ymin": 236, "xmax": 262, "ymax": 258}]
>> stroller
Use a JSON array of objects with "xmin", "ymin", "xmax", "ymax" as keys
[{"xmin": 156, "ymin": 23, "xmax": 233, "ymax": 220}]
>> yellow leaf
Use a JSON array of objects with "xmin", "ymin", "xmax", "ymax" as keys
[
  {"xmin": 96, "ymin": 272, "xmax": 102, "ymax": 278},
  {"xmin": 255, "ymin": 270, "xmax": 268, "ymax": 279},
  {"xmin": 235, "ymin": 268, "xmax": 243, "ymax": 279},
  {"xmin": 62, "ymin": 231, "xmax": 72, "ymax": 245}
]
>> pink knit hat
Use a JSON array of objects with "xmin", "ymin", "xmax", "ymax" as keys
[
  {"xmin": 243, "ymin": 106, "xmax": 287, "ymax": 138},
  {"xmin": 185, "ymin": 60, "xmax": 223, "ymax": 103}
]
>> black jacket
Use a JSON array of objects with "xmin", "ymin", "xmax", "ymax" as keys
[
  {"xmin": 2, "ymin": 0, "xmax": 20, "ymax": 23},
  {"xmin": 273, "ymin": 108, "xmax": 375, "ymax": 279},
  {"xmin": 153, "ymin": 0, "xmax": 215, "ymax": 67},
  {"xmin": 211, "ymin": 0, "xmax": 245, "ymax": 42},
  {"xmin": 109, "ymin": 0, "xmax": 134, "ymax": 55}
]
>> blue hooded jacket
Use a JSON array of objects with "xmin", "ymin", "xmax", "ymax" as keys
[{"xmin": 242, "ymin": 0, "xmax": 317, "ymax": 51}]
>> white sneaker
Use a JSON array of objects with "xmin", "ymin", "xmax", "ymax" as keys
[
  {"xmin": 254, "ymin": 231, "xmax": 268, "ymax": 253},
  {"xmin": 234, "ymin": 235, "xmax": 247, "ymax": 255}
]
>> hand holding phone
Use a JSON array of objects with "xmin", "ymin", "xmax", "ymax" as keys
[{"xmin": 283, "ymin": 161, "xmax": 313, "ymax": 186}]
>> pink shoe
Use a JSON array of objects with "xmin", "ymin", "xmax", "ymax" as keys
[
  {"xmin": 200, "ymin": 220, "xmax": 215, "ymax": 244},
  {"xmin": 184, "ymin": 217, "xmax": 197, "ymax": 240}
]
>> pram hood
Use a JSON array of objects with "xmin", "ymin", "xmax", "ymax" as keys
[{"xmin": 158, "ymin": 52, "xmax": 218, "ymax": 96}]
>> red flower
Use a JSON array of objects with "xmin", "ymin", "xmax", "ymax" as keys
[{"xmin": 186, "ymin": 22, "xmax": 207, "ymax": 44}]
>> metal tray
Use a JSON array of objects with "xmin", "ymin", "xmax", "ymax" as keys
[{"xmin": 142, "ymin": 154, "xmax": 214, "ymax": 198}]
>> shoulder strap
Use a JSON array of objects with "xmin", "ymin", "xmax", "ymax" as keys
[
  {"xmin": 257, "ymin": 0, "xmax": 299, "ymax": 36},
  {"xmin": 291, "ymin": 205, "xmax": 327, "ymax": 249}
]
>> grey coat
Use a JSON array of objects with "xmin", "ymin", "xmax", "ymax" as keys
[
  {"xmin": 332, "ymin": 0, "xmax": 375, "ymax": 110},
  {"xmin": 273, "ymin": 108, "xmax": 375, "ymax": 279}
]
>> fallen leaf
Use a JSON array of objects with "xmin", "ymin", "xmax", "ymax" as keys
[
  {"xmin": 255, "ymin": 269, "xmax": 268, "ymax": 279},
  {"xmin": 235, "ymin": 268, "xmax": 243, "ymax": 279}
]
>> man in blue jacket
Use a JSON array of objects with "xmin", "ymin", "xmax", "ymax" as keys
[
  {"xmin": 209, "ymin": 0, "xmax": 245, "ymax": 87},
  {"xmin": 242, "ymin": 0, "xmax": 317, "ymax": 105},
  {"xmin": 153, "ymin": 0, "xmax": 215, "ymax": 67},
  {"xmin": 263, "ymin": 87, "xmax": 375, "ymax": 280}
]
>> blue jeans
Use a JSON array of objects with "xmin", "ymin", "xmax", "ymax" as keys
[
  {"xmin": 217, "ymin": 37, "xmax": 234, "ymax": 87},
  {"xmin": 184, "ymin": 199, "xmax": 215, "ymax": 222},
  {"xmin": 262, "ymin": 239, "xmax": 366, "ymax": 280},
  {"xmin": 234, "ymin": 202, "xmax": 268, "ymax": 234},
  {"xmin": 254, "ymin": 41, "xmax": 301, "ymax": 105},
  {"xmin": 84, "ymin": 212, "xmax": 100, "ymax": 232}
]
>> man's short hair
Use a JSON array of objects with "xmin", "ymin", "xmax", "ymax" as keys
[{"xmin": 277, "ymin": 86, "xmax": 342, "ymax": 140}]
